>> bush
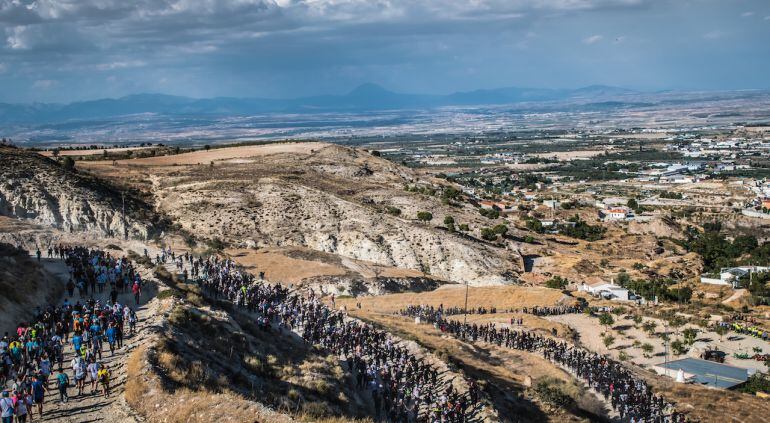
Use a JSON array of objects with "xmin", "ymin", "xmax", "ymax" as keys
[
  {"xmin": 740, "ymin": 374, "xmax": 770, "ymax": 395},
  {"xmin": 207, "ymin": 237, "xmax": 226, "ymax": 251},
  {"xmin": 603, "ymin": 334, "xmax": 615, "ymax": 349},
  {"xmin": 480, "ymin": 227, "xmax": 497, "ymax": 241},
  {"xmin": 534, "ymin": 380, "xmax": 575, "ymax": 409},
  {"xmin": 671, "ymin": 339, "xmax": 687, "ymax": 355},
  {"xmin": 386, "ymin": 206, "xmax": 401, "ymax": 216},
  {"xmin": 641, "ymin": 343, "xmax": 654, "ymax": 357},
  {"xmin": 416, "ymin": 211, "xmax": 433, "ymax": 222},
  {"xmin": 479, "ymin": 208, "xmax": 499, "ymax": 220},
  {"xmin": 156, "ymin": 289, "xmax": 177, "ymax": 300},
  {"xmin": 545, "ymin": 276, "xmax": 568, "ymax": 290},
  {"xmin": 61, "ymin": 156, "xmax": 76, "ymax": 171},
  {"xmin": 683, "ymin": 328, "xmax": 698, "ymax": 345}
]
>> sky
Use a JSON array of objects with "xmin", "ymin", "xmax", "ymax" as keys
[{"xmin": 0, "ymin": 0, "xmax": 769, "ymax": 103}]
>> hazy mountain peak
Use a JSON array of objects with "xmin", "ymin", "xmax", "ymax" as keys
[{"xmin": 347, "ymin": 83, "xmax": 395, "ymax": 97}]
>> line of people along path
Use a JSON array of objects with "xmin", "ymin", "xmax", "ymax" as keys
[
  {"xmin": 1, "ymin": 245, "xmax": 142, "ymax": 423},
  {"xmin": 155, "ymin": 249, "xmax": 488, "ymax": 423},
  {"xmin": 399, "ymin": 305, "xmax": 687, "ymax": 423}
]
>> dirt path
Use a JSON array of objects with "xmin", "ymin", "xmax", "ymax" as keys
[{"xmin": 29, "ymin": 257, "xmax": 159, "ymax": 423}]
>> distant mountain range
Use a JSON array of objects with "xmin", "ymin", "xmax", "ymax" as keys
[{"xmin": 0, "ymin": 83, "xmax": 641, "ymax": 124}]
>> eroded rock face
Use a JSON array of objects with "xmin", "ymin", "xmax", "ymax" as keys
[
  {"xmin": 156, "ymin": 145, "xmax": 521, "ymax": 285},
  {"xmin": 0, "ymin": 148, "xmax": 159, "ymax": 238}
]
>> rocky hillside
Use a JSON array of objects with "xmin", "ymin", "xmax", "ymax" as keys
[
  {"xmin": 0, "ymin": 243, "xmax": 64, "ymax": 333},
  {"xmin": 0, "ymin": 147, "xmax": 163, "ymax": 238},
  {"xmin": 118, "ymin": 143, "xmax": 522, "ymax": 285}
]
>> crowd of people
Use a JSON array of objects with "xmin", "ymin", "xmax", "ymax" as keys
[
  {"xmin": 185, "ymin": 254, "xmax": 484, "ymax": 423},
  {"xmin": 1, "ymin": 245, "xmax": 140, "ymax": 423},
  {"xmin": 428, "ymin": 304, "xmax": 586, "ymax": 318},
  {"xmin": 399, "ymin": 305, "xmax": 687, "ymax": 423},
  {"xmin": 716, "ymin": 320, "xmax": 769, "ymax": 342}
]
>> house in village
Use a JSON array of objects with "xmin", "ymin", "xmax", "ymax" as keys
[
  {"xmin": 700, "ymin": 266, "xmax": 770, "ymax": 288},
  {"xmin": 579, "ymin": 278, "xmax": 632, "ymax": 301}
]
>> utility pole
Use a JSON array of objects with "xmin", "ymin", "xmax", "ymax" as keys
[
  {"xmin": 121, "ymin": 191, "xmax": 127, "ymax": 240},
  {"xmin": 663, "ymin": 323, "xmax": 669, "ymax": 384},
  {"xmin": 463, "ymin": 280, "xmax": 469, "ymax": 327}
]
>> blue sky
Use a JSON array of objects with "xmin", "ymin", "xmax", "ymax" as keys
[{"xmin": 1, "ymin": 0, "xmax": 769, "ymax": 102}]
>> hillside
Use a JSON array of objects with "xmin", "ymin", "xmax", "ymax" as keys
[
  {"xmin": 0, "ymin": 147, "xmax": 164, "ymax": 238},
  {"xmin": 80, "ymin": 142, "xmax": 523, "ymax": 287},
  {"xmin": 0, "ymin": 243, "xmax": 67, "ymax": 333}
]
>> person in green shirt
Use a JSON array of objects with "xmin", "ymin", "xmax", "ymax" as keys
[{"xmin": 56, "ymin": 369, "xmax": 70, "ymax": 403}]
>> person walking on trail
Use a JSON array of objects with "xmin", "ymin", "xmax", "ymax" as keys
[
  {"xmin": 98, "ymin": 367, "xmax": 111, "ymax": 398},
  {"xmin": 132, "ymin": 282, "xmax": 141, "ymax": 306},
  {"xmin": 88, "ymin": 358, "xmax": 100, "ymax": 394},
  {"xmin": 30, "ymin": 374, "xmax": 46, "ymax": 420},
  {"xmin": 36, "ymin": 248, "xmax": 41, "ymax": 262},
  {"xmin": 105, "ymin": 323, "xmax": 117, "ymax": 355},
  {"xmin": 14, "ymin": 391, "xmax": 30, "ymax": 423},
  {"xmin": 0, "ymin": 391, "xmax": 13, "ymax": 423},
  {"xmin": 56, "ymin": 369, "xmax": 70, "ymax": 403},
  {"xmin": 128, "ymin": 308, "xmax": 137, "ymax": 335},
  {"xmin": 66, "ymin": 278, "xmax": 75, "ymax": 297},
  {"xmin": 72, "ymin": 355, "xmax": 86, "ymax": 397},
  {"xmin": 110, "ymin": 287, "xmax": 119, "ymax": 305}
]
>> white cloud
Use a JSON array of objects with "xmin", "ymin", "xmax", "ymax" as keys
[
  {"xmin": 582, "ymin": 34, "xmax": 603, "ymax": 44},
  {"xmin": 703, "ymin": 30, "xmax": 723, "ymax": 40},
  {"xmin": 95, "ymin": 60, "xmax": 146, "ymax": 71},
  {"xmin": 32, "ymin": 79, "xmax": 57, "ymax": 89},
  {"xmin": 741, "ymin": 11, "xmax": 755, "ymax": 18},
  {"xmin": 6, "ymin": 26, "xmax": 29, "ymax": 49}
]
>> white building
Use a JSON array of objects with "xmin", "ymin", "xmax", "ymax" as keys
[
  {"xmin": 579, "ymin": 280, "xmax": 631, "ymax": 301},
  {"xmin": 700, "ymin": 266, "xmax": 770, "ymax": 288},
  {"xmin": 599, "ymin": 206, "xmax": 633, "ymax": 221}
]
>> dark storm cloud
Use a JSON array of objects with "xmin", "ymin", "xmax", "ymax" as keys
[{"xmin": 0, "ymin": 0, "xmax": 767, "ymax": 102}]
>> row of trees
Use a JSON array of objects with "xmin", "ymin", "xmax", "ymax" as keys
[{"xmin": 615, "ymin": 272, "xmax": 693, "ymax": 303}]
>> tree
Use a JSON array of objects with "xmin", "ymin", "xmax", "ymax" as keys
[
  {"xmin": 492, "ymin": 224, "xmax": 508, "ymax": 236},
  {"xmin": 386, "ymin": 206, "xmax": 401, "ymax": 216},
  {"xmin": 479, "ymin": 208, "xmax": 499, "ymax": 219},
  {"xmin": 545, "ymin": 276, "xmax": 568, "ymax": 290},
  {"xmin": 683, "ymin": 328, "xmax": 698, "ymax": 346},
  {"xmin": 616, "ymin": 271, "xmax": 631, "ymax": 286},
  {"xmin": 642, "ymin": 321, "xmax": 657, "ymax": 335},
  {"xmin": 480, "ymin": 227, "xmax": 497, "ymax": 241},
  {"xmin": 52, "ymin": 148, "xmax": 60, "ymax": 158},
  {"xmin": 641, "ymin": 343, "xmax": 654, "ymax": 358},
  {"xmin": 598, "ymin": 313, "xmax": 614, "ymax": 332},
  {"xmin": 715, "ymin": 325, "xmax": 729, "ymax": 342},
  {"xmin": 671, "ymin": 339, "xmax": 686, "ymax": 356},
  {"xmin": 61, "ymin": 157, "xmax": 75, "ymax": 171},
  {"xmin": 603, "ymin": 334, "xmax": 616, "ymax": 349},
  {"xmin": 458, "ymin": 223, "xmax": 470, "ymax": 233},
  {"xmin": 627, "ymin": 198, "xmax": 639, "ymax": 211},
  {"xmin": 525, "ymin": 218, "xmax": 544, "ymax": 233},
  {"xmin": 204, "ymin": 144, "xmax": 211, "ymax": 151},
  {"xmin": 669, "ymin": 316, "xmax": 686, "ymax": 336},
  {"xmin": 416, "ymin": 211, "xmax": 433, "ymax": 223},
  {"xmin": 443, "ymin": 215, "xmax": 455, "ymax": 226}
]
